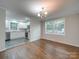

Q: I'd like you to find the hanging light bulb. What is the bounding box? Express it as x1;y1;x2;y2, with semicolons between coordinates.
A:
38;13;40;17
44;11;48;15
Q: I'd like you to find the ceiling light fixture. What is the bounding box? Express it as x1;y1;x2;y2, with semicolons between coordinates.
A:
37;7;48;18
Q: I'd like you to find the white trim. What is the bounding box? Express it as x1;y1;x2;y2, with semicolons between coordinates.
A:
45;38;79;48
45;33;64;36
0;48;6;52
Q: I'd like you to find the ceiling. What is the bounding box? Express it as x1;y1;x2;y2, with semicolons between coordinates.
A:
0;0;79;19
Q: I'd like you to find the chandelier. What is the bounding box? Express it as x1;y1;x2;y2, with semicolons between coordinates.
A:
37;7;48;18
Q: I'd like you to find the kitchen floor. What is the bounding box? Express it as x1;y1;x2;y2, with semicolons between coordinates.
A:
5;38;29;49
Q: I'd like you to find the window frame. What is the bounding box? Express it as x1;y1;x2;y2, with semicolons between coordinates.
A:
10;22;18;31
45;18;65;35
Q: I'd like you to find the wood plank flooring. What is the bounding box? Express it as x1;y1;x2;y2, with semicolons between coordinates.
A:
0;39;79;59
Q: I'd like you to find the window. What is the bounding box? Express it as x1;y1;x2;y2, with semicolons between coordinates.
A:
45;18;64;35
10;22;18;31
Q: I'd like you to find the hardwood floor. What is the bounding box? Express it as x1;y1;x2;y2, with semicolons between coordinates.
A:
0;39;79;59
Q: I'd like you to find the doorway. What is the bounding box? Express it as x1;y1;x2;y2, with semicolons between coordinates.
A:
5;11;30;49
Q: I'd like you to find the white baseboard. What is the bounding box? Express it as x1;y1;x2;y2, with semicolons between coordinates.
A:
44;38;79;48
0;48;6;52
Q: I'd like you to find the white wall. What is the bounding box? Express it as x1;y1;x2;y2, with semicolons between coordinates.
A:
42;14;79;47
30;18;41;42
0;8;5;51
